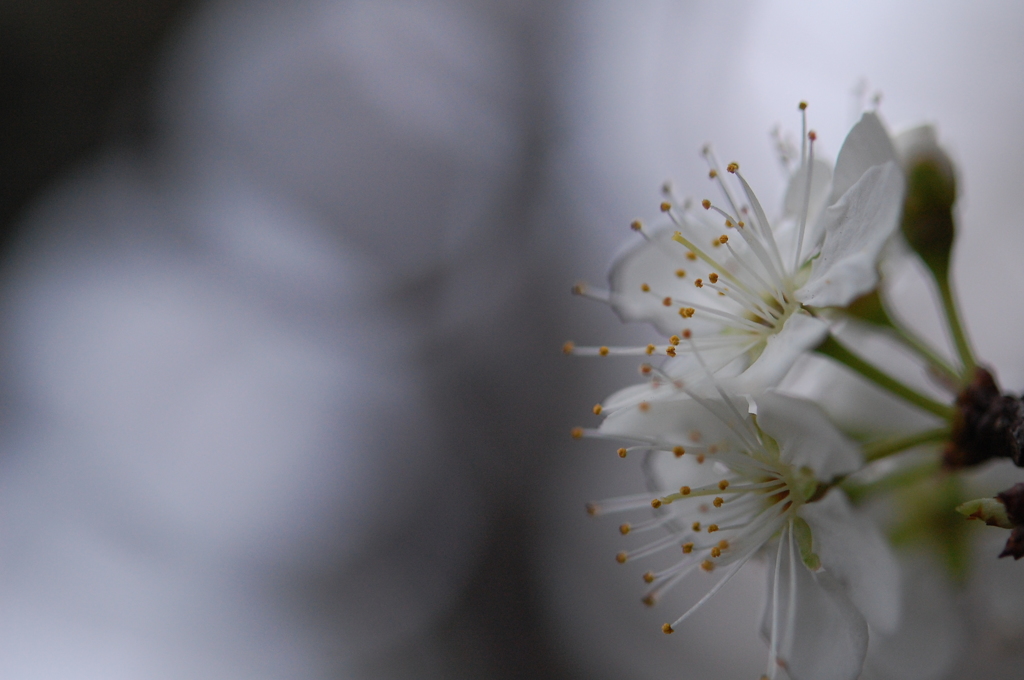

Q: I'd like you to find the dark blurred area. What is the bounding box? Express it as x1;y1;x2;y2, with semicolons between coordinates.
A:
0;3;586;677
0;0;195;247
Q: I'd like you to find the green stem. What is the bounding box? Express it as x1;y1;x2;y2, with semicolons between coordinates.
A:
840;454;942;505
816;335;955;421
937;276;976;376
891;325;962;387
861;427;951;462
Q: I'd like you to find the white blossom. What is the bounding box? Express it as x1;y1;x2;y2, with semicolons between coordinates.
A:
584;391;900;680
569;113;905;394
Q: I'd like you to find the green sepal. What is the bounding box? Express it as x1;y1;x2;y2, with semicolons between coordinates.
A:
845;289;894;328
792;516;821;571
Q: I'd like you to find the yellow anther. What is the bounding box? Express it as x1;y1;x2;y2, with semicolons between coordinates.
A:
680;485;691;495
710;547;722;558
616;551;628;563
662;296;673;307
673;446;685;457
630;219;643;231
713;497;724;507
660;202;672;213
641;283;650;292
718;480;730;490
724;219;733;228
701;199;712;210
708;524;719;533
718;540;729;549
645;344;655;355
679;307;694;319
692;522;701;532
799;101;808;110
682;329;692;339
592;404;603;415
642;595;656;607
585;503;598;516
686;251;697;261
701;560;715;572
599;346;610;356
675;269;686;278
708;273;719;284
669;335;680;345
719;235;729;244
571;283;584;295
643;571;655;583
694;278;703;288
562;341;575;354
662;623;674;634
682;542;694;553
737;221;745;227
651;498;662;509
571;427;584;440
666;346;676;357
639;401;650;412
696;454;705;463
640;364;652;375
726;162;739;173
708;169;718;179
711;238;721;247
617;447;628;458
619;523;631;535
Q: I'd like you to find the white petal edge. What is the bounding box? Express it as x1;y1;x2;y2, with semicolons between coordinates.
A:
752;392;862;479
828;112;899;205
760;524;869;680
800;489;903;633
723;312;829;394
796;162;905;308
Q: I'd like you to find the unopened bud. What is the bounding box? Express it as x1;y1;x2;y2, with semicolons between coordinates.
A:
897;126;957;277
956;497;1014;529
957;483;1024;559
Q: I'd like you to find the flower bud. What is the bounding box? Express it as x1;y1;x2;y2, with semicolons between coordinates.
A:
956;497;1014;529
957;483;1024;559
897;126;957;276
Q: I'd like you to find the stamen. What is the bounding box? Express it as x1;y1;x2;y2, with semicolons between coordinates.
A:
793;130;817;272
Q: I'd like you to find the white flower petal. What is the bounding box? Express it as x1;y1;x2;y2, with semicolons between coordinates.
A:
828;112;899;206
598;392;747;449
800;490;902;633
761;531;869;680
796;162;905;308
861;552;964;680
782;156;831;238
607;227;721;336
752;392;862;479
723;312;828;393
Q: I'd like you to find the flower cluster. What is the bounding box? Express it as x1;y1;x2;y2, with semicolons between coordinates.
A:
566;104;1015;679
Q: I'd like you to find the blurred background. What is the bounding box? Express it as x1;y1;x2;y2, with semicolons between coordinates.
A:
1;1;1023;678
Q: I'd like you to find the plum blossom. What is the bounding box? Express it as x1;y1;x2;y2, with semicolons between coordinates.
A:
584;391;900;680
568;112;905;394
